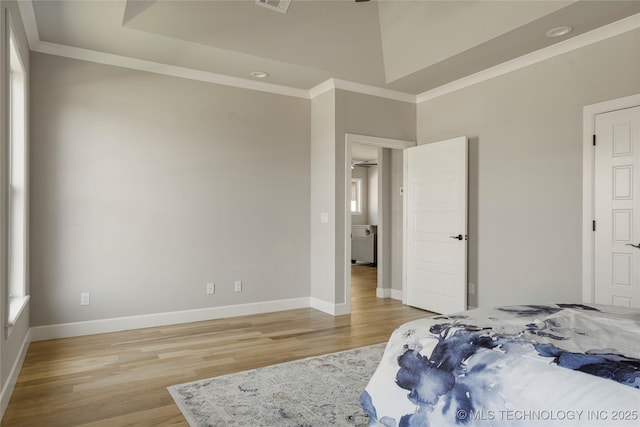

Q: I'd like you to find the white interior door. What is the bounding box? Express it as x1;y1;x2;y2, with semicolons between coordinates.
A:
405;136;467;313
594;106;640;308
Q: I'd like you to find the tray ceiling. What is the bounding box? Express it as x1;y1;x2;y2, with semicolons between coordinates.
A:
29;0;640;95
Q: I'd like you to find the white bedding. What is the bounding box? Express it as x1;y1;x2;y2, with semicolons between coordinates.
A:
361;304;640;426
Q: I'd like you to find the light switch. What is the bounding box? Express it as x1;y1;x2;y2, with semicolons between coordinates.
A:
320;213;329;223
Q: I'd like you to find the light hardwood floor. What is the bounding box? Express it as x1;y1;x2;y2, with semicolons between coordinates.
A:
2;265;432;426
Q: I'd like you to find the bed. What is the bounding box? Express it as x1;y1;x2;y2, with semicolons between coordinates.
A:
360;303;640;426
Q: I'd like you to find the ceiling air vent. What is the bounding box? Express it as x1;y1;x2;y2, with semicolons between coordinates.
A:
255;0;291;14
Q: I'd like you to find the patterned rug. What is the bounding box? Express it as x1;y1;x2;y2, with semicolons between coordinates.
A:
167;343;386;427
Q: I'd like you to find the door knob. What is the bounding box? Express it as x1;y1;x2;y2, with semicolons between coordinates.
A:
626;243;640;249
450;234;464;240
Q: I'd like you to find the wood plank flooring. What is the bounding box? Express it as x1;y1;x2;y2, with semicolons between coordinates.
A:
2;265;433;426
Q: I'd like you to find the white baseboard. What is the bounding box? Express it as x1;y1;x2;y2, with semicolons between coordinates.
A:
30;297;310;341
333;303;350;315
0;329;31;419
376;288;403;300
390;289;403;301
376;288;391;298
310;298;350;316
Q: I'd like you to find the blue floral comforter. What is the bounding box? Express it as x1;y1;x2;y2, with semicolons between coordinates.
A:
361;304;640;426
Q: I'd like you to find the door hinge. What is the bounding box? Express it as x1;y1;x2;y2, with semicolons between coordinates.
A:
593;134;596;146
593;220;596;231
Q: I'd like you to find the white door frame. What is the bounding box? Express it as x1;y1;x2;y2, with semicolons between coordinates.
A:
582;94;640;303
344;134;415;310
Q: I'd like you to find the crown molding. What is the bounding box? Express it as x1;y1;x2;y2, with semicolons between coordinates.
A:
15;0;415;103
15;1;640;105
15;0;39;47
417;12;640;103
17;0;310;99
308;78;336;99
332;78;416;103
31;41;310;99
308;78;416;103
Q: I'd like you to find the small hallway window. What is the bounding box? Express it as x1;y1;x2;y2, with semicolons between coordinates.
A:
351;178;362;213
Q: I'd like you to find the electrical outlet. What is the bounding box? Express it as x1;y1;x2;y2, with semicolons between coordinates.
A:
80;293;90;306
206;283;215;295
234;280;242;292
468;282;476;295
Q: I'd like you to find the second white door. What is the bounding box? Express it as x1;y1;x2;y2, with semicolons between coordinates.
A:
594;105;640;308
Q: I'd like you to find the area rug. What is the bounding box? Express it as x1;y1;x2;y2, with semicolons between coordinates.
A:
167;343;386;426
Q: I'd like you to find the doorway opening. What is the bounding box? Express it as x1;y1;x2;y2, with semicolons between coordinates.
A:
344;134;414;311
350;143;380;306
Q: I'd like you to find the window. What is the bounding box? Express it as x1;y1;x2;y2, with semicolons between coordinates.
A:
7;26;28;326
351;178;362;213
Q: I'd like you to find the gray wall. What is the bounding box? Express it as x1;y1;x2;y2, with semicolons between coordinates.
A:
390;149;404;292
334;89;416;305
30;53;311;326
377;149;391;290
367;164;378;225
417;29;640;308
309;89;415;309
310;90;336;304
0;0;30;414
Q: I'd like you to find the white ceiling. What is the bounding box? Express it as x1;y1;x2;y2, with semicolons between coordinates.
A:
27;1;640;95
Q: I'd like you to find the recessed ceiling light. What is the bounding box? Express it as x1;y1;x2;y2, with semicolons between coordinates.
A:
546;26;573;38
250;71;269;79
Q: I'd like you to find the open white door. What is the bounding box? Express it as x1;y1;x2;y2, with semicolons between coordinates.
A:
405;137;467;313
